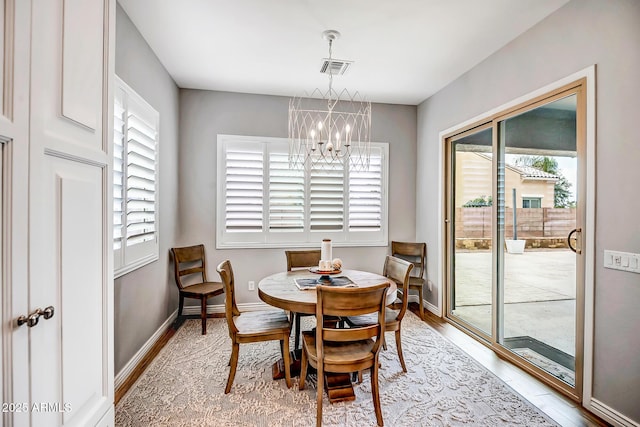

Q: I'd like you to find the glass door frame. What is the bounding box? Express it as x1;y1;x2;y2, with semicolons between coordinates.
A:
444;79;588;402
444;122;495;343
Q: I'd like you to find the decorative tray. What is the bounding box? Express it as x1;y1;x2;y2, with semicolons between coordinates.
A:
309;267;342;275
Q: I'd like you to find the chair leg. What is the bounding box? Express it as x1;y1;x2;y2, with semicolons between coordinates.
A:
371;359;384;426
282;334;292;388
418;286;424;320
178;294;185;318
294;313;301;350
225;342;239;394
299;346;308;390
316;366;324;427
382;331;387;351
395;328;407;373
200;297;207;335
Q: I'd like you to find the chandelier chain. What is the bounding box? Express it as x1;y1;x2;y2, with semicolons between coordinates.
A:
328;38;333;109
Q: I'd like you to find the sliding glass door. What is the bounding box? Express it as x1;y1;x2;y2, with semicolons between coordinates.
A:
497;93;581;390
445;82;585;400
448;125;494;338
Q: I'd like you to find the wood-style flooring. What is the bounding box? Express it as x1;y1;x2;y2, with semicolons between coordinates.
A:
116;308;609;426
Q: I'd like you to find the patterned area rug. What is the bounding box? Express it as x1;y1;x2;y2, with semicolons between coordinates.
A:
116;312;558;426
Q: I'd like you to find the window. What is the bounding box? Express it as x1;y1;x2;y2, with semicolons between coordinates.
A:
113;76;159;277
216;135;388;248
522;197;542;208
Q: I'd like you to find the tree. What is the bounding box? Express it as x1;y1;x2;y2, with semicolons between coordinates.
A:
514;156;574;208
463;195;492;207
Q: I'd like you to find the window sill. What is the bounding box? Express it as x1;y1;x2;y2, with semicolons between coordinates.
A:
215;240;388;250
114;254;159;279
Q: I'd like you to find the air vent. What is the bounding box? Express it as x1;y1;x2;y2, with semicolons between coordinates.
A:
320;58;352;76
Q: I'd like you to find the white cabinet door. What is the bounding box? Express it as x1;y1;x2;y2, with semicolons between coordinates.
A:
1;0;36;426
4;0;115;426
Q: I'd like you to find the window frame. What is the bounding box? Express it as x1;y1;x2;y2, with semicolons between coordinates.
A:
216;134;388;249
114;76;160;278
522;196;542;208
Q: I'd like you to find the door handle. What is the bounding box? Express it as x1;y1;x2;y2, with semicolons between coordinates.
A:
567;228;582;254
16;306;55;328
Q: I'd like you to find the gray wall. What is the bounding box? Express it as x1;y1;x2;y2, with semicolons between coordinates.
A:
114;4;180;374
416;0;640;421
178;90;417;306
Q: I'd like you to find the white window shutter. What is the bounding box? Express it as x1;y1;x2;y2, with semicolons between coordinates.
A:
310;162;344;231
113;88;125;252
349;150;383;231
224;148;264;231
269;152;304;231
126;98;157;246
113;76;159;277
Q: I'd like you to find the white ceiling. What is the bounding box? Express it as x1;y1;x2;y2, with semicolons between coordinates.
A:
118;0;569;106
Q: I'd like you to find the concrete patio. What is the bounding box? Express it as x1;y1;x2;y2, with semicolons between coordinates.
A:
452;249;576;356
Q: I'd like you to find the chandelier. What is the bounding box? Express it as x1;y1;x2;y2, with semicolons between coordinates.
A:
288;30;371;171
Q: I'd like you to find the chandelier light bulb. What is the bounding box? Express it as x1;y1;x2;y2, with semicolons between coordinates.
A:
310;129;317;150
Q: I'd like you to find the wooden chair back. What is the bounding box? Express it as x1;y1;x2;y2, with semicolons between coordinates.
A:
316;282;389;349
391;241;426;279
171;244;208;289
383;255;414;321
216;260;241;335
286;249;321;271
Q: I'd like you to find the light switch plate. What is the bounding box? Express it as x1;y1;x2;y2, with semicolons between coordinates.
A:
604;250;640;274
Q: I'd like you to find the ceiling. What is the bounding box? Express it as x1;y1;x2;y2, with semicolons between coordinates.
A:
118;0;569;106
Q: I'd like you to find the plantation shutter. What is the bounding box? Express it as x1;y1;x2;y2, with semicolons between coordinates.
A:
349;149;383;231
269;151;304;231
113;88;125;251
224;146;264;231
114;76;159;277
310;162;344;231
126;97;157;246
216;135;388;248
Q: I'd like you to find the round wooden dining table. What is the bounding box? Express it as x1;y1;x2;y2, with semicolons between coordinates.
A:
258;268;396;403
258;269;397;314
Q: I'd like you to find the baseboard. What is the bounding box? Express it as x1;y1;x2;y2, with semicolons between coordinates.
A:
588;398;639;427
115;309;178;391
425;300;440;316
404;293;441;317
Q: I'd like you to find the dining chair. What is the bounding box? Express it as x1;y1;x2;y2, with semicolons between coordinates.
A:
346;256;414;372
299;282;390;427
391;241;427;319
216;260;292;393
170;244;224;335
285;249;321;350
